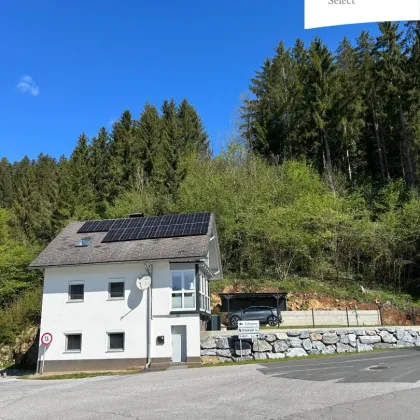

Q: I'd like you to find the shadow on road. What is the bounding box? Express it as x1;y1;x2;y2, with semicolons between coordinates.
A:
257;349;420;384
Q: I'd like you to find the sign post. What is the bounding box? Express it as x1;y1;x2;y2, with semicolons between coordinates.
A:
238;320;260;361
40;332;53;374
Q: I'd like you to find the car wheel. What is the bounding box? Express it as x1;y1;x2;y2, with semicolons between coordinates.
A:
267;315;278;326
230;316;240;328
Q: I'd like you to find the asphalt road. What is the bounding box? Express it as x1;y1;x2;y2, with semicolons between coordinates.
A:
1;349;420;420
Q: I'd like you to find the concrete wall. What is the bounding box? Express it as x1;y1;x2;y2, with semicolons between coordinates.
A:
201;327;420;363
281;309;381;327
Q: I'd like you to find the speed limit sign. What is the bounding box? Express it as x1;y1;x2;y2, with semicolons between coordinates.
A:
41;332;53;346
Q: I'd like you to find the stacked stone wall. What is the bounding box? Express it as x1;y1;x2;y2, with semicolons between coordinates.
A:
201;328;420;363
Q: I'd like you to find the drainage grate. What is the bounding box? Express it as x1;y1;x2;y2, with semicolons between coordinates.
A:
369;365;390;371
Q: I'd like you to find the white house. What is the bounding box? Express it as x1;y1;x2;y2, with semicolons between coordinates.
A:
29;212;222;372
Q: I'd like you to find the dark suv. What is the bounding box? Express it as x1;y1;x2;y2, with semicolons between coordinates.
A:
229;306;282;328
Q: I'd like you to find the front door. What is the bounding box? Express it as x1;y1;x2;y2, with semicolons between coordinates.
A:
171;326;186;363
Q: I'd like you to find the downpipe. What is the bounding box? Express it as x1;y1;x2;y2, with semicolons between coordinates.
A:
145;263;153;369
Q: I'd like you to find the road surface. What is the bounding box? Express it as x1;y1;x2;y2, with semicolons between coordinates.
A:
1;349;420;420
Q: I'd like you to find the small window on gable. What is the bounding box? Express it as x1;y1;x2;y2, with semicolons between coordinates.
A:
76;237;91;247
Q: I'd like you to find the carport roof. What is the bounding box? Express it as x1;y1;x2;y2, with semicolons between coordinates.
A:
219;292;288;298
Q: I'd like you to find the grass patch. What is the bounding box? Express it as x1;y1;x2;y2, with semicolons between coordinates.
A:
0;363;13;370
194;347;412;368
19;370;141;380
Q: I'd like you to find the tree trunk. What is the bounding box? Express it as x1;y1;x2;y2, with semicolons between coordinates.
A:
399;100;417;187
346;148;352;181
370;96;386;185
323;130;335;194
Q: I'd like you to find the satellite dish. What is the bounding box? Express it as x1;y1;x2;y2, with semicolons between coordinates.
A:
136;276;151;291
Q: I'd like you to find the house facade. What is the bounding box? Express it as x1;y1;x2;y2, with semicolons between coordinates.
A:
29;212;222;372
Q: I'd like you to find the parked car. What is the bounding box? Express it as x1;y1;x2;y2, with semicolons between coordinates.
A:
229;306;282;327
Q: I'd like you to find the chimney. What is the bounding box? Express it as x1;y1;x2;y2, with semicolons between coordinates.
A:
128;213;145;218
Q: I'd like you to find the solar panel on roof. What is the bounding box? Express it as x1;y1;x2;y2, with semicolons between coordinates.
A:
77;221;94;233
79;212;212;243
103;229;119;242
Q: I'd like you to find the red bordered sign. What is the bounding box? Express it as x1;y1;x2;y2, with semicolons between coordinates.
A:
41;332;53;346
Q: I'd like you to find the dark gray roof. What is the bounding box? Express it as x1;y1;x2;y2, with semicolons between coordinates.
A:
29;216;213;269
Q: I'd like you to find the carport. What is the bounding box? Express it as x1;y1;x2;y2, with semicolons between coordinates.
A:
219;292;288;328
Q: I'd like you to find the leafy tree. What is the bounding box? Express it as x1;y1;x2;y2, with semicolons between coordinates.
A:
0;209;42;307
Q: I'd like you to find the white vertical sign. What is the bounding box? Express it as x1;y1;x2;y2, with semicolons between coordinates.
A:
305;0;420;30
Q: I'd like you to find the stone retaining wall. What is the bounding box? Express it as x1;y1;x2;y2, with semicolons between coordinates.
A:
200;327;420;364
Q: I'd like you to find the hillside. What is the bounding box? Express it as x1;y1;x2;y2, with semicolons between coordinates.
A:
210;277;420;326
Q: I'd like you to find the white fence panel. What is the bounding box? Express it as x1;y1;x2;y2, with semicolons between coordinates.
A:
281;309;381;327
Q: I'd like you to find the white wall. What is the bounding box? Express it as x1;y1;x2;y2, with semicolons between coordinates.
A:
41;262;150;362
40;260;202;363
152;314;201;359
151;262;201;359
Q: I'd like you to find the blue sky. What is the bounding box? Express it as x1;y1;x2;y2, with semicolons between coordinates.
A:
1;0;380;162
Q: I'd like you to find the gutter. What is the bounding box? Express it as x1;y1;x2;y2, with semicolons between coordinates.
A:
28;256;207;270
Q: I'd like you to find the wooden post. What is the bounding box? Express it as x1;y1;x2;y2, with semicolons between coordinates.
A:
312;308;315;328
378;304;383;326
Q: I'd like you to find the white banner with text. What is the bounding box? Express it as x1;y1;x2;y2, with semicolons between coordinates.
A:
305;0;420;29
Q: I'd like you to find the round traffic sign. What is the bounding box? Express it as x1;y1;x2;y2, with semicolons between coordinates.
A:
41;332;53;346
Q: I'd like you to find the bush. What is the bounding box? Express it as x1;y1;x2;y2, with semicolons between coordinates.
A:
0;287;42;346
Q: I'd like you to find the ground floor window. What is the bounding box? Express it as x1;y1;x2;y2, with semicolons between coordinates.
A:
65;334;82;352
108;332;125;351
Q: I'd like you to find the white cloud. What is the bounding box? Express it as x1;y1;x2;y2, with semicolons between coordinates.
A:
16;75;40;97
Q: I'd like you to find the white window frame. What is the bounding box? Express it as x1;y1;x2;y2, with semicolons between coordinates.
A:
199;273;210;313
171;270;196;311
64;332;82;353
75;237;92;247
68;281;84;302
108;279;125;300
107;331;125;352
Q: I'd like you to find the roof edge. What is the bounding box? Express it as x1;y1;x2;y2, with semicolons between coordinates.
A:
29;255;209;270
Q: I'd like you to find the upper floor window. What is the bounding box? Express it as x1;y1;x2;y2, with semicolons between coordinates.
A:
68;282;84;301
108;281;125;299
199;274;210;313
171;271;195;310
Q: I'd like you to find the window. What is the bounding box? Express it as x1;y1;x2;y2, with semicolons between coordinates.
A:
108;332;125;351
199;273;210;312
171;271;196;310
75;237;91;247
65;334;82;352
109;281;124;299
68;283;84;301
